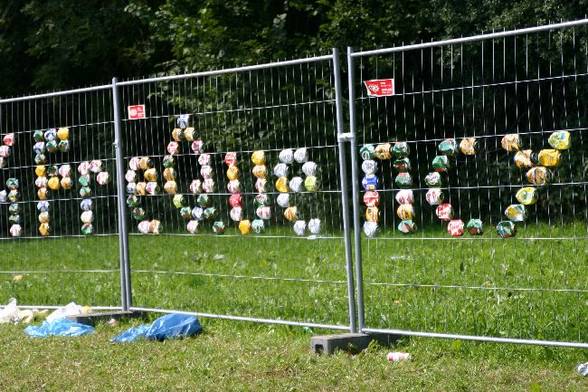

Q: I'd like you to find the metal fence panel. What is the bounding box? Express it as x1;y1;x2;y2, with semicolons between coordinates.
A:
116;52;356;330
0;86;124;309
348;20;588;347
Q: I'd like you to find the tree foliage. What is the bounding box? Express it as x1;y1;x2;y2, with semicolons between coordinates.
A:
2;1;588;96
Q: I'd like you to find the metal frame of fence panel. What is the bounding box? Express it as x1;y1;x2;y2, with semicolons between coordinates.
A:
115;50;357;331
348;19;588;348
0;83;126;311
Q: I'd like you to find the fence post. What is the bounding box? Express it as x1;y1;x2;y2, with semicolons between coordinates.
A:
346;47;365;331
332;48;357;333
111;77;132;310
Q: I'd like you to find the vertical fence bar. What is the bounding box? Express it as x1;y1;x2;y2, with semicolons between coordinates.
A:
112;77;132;310
347;47;366;330
332;48;357;333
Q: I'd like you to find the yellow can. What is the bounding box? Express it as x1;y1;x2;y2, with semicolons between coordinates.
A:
459;137;477;155
37;187;49;200
275;177;289;193
365;207;379;222
60;177;73;190
135;182;147;196
47;177;60;191
184;127;195;142
538;149;561;167
163;167;176;181
283;207;298;222
397;204;415;220
251;150;266;165
164;180;177;195
238;220;252;235
35;165;46;177
501;134;520;152
226;165;240;180
38;222;50;236
548;130;571;150
57;127;69;140
171;128;182;142
252;165;267;179
144;168;158;182
374;143;392;160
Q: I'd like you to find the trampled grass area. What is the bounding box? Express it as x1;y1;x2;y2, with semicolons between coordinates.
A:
0;224;586;389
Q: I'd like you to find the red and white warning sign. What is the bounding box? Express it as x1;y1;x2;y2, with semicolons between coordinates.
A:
363;79;395;97
128;105;146;120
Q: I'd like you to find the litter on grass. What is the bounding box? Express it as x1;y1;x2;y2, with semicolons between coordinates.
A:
46;302;92;322
578;362;588;376
112;313;202;343
24;319;95;338
0;298;48;324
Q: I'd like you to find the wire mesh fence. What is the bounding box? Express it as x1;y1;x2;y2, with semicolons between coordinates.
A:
116;54;356;330
0;19;586;346
0;86;123;308
348;20;588;346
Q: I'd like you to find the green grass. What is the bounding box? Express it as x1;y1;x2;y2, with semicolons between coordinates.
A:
0;319;587;391
0;224;586;389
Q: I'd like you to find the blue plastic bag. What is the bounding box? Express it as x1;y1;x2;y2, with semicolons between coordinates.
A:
112;313;202;343
24;319;95;338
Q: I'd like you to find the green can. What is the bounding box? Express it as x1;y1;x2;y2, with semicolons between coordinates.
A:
33;130;44;142
81;223;94;235
172;194;186;209
78;175;91;187
466;218;483;235
438;138;458;156
392;142;410;158
8;203;19;214
6;178;19;190
251;219;265;234
203;207;217;220
393;157;411;172
432;155;450;172
359;144;375;160
126;195;140;208
197;194;210;208
8;214;20;224
46;140;58;153
132;207;146;220
162;155;175;168
394;172;413;189
79;187;92;198
58;140;70;153
496;221;516;238
213;220;226;234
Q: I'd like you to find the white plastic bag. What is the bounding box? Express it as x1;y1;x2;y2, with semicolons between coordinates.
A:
46;302;90;323
0;298;19;324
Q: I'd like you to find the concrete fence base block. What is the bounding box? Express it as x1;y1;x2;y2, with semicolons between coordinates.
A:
311;332;402;355
67;310;146;326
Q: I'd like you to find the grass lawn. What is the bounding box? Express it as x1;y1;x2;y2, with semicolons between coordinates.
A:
0;223;586;390
0;319;586;391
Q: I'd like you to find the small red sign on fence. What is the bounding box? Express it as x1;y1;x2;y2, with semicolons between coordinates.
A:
128;105;146;120
363;79;395;97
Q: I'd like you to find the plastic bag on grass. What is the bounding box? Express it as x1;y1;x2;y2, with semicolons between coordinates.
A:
46;302;91;322
111;324;150;343
112;314;202;343
24;319;95;338
0;298;43;324
0;298;19;323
